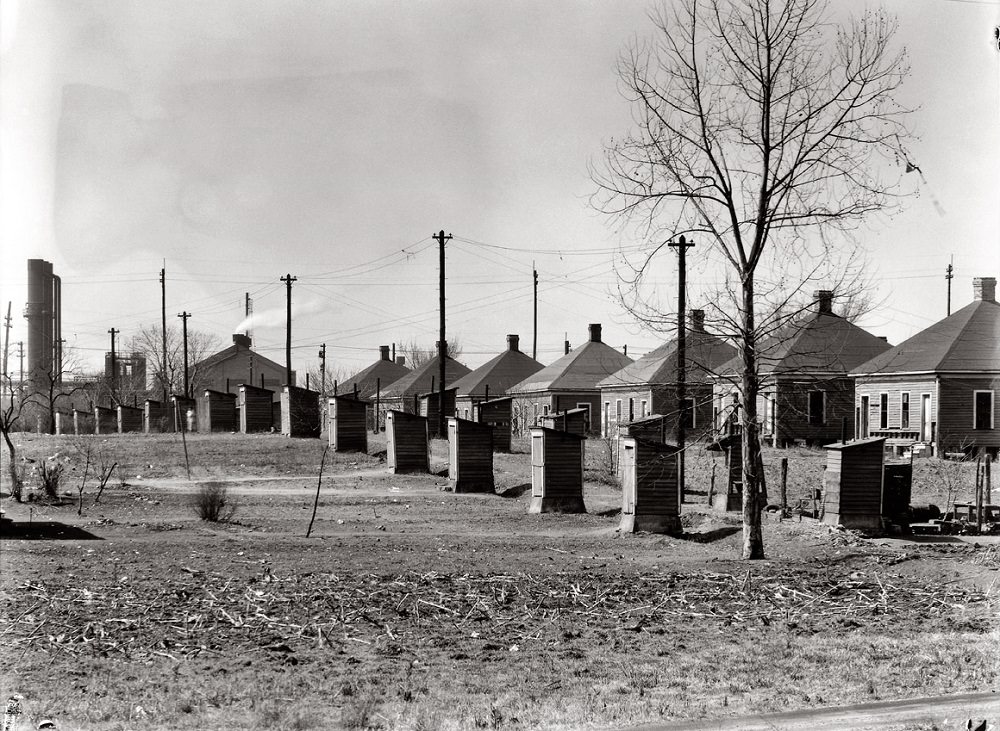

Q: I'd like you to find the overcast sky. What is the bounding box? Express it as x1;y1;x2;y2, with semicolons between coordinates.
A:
2;0;998;377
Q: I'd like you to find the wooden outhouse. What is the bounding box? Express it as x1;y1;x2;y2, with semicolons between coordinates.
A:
239;384;274;433
144;400;171;433
281;385;320;438
541;408;588;436
615;414;668;477
822;437;885;532
474;397;513;452
447;417;495;493
199;389;237;433
418;387;457;437
171;395;197;432
386;410;430;474
528;426;586;513
94;406;117;434
882;461;913;526
619;437;681;534
73;408;94;435
117;405;143;433
54;411;73;435
329;396;369;453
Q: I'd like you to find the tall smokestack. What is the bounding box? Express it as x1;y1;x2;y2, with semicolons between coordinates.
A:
24;259;58;384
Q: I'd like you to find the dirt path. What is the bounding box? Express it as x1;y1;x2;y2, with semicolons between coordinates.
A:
630;691;1000;730
128;468;398;495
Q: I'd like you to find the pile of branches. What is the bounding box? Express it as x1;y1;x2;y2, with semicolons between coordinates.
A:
3;567;995;662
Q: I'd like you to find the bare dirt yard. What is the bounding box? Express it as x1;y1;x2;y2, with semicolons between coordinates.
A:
1;432;998;730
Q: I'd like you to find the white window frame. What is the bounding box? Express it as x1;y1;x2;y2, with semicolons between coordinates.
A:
973;390;994;430
603;401;610;437
681;397;696;429
640;399;648;419
615;399;622;424
900;392;910;429
879;392;889;430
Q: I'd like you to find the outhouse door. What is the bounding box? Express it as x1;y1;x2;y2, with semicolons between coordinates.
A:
530;432;545;498
621;442;637;515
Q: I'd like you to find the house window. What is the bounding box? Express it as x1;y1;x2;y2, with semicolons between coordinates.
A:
879;393;888;429
603;401;610;436
901;392;910;429
859;395;870;438
576;402;592;432
808;391;825;426
615;399;622;424
681;398;695;429
640;400;648;418
974;391;994;430
628;398;634;422
543;404;550;416
533;403;538;425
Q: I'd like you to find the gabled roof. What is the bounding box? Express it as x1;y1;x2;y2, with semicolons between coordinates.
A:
451;345;544;398
598;330;737;389
852;299;1000;375
717;310;891;377
380;355;471;399
341;357;411;397
509;340;633;393
196;340;284;373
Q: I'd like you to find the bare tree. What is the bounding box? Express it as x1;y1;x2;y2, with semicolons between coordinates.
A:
396;338;463;370
127;324;221;399
593;0;912;558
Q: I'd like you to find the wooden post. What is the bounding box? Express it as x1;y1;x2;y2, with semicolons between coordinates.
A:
780;457;788;516
986;454;992;504
707;462;716;505
975;454;983;533
375;377;381;433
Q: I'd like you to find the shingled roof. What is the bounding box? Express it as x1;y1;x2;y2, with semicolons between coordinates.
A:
852;277;1000;375
509;324;633;394
340;346;410;397
598;310;737;388
451;335;544;398
717;291;892;377
196;334;286;375
380;350;471;400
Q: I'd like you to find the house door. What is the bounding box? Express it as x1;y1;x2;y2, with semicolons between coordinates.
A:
621;443;637;515
530;432;545;497
920;394;932;441
860;396;869;438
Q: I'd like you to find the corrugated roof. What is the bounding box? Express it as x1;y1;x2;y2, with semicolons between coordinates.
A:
717;310;892;377
509;340;633;393
451;348;544;398
852;299;1000;374
597;330;737;388
341;358;411;397
380;355;471;399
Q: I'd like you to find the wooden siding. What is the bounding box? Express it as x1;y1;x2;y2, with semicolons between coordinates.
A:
386;410;430;473
600;384;715;440
144;400;171;433
936;375;1000;453
473;398;513;452
773;376;856;445
822;438;884;531
541;408;588;436
117;405;143;433
882;462;912;521
854;375;936;441
619;437;681;534
73;409;94;435
528;427;585;513
330;397;368;453
199;390;237;433
239;385;274;433
281;386;320;438
447;418;495;492
94;406;117;435
418;389;456;437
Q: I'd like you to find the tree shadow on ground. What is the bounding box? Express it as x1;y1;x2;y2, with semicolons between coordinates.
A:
1;521;104;540
497;483;531;499
676;526;741;543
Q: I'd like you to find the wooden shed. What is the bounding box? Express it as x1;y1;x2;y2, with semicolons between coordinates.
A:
238;384;274;433
386;410;430;474
619;437;682;534
171;395;197;432
281;385;320;438
418;387;457;437
144;400;171;433
73;408;94;435
447;417;495;493
117;405;143;433
329;396;369;453
541;407;589;436
822;437;885;531
614;414;668;477
473;397;513;452
94;406;117;434
199;389;238;433
882;461;913;526
529;426;586;513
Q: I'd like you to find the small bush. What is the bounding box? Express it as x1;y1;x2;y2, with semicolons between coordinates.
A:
193;482;236;522
39;459;64;500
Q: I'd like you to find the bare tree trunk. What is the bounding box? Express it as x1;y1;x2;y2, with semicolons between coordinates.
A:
3;428;22;501
740;278;764;559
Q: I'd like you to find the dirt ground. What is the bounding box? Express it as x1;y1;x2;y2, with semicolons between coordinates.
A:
1;432;998;731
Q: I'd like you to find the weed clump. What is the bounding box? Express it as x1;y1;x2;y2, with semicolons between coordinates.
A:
193;481;236;522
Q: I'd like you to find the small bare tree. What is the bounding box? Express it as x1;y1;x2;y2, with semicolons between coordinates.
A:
593;0;913;558
127;324;221;399
395;338;463;369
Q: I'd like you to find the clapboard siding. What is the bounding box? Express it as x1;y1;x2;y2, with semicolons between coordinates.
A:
528;427;585;513
822;438;884;531
118;405;143;433
541;408;588;436
330;397;368;452
199;390;237;433
773;376;856;445
418;389;456;436
937;375;1000;451
239;385;274;433
854;375;936;437
473;398;513;452
600;384;715;440
144;400;171;433
282;386;320;438
386;411;430;473
447;418;494;492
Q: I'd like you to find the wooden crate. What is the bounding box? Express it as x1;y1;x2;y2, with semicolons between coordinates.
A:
529;426;586;513
386;410;430;473
281;385;320;438
447;417;494;493
117;405;143;433
330;396;369;453
619;437;681;534
239;384;274;433
822;437;885;531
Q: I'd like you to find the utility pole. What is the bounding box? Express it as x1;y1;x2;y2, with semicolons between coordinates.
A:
668;234;694;505
108;327;120;403
177;312;190;397
281;274;297;386
318;343;327;395
17;341;24;394
434;230;452;438
532;263;538;360
160;264;167;401
2;302;11;383
945;257;954;317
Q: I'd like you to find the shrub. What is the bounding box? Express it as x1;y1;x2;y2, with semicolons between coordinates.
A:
39;458;64;500
193;481;236;522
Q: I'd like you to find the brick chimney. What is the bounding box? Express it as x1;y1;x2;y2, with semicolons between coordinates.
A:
396;356;406;366
379;345;390;361
589;323;602;343
437;340;446;357
507;334;520;352
689;309;705;333
814;290;834;314
233;334;251;348
973;277;997;303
